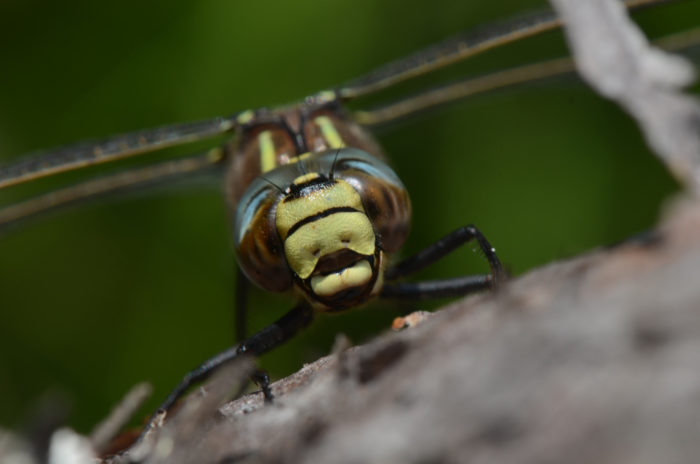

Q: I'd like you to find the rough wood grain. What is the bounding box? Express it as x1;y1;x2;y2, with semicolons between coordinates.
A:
99;197;700;464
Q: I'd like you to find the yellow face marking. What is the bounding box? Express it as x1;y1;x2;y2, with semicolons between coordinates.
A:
283;212;375;279
237;110;255;125
316;90;337;103
310;260;373;297
314;115;346;149
285;151;312;165
258;130;277;173
206;147;224;162
276;179;365;240
292;172;321;185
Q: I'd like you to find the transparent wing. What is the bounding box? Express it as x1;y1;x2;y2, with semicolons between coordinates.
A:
0;115;236;189
352;8;700;126
337;0;673;100
353;57;575;126
0;149;224;232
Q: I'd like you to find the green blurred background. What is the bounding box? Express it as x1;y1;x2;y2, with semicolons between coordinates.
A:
0;0;698;433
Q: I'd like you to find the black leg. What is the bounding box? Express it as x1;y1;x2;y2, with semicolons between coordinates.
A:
236;271;277;403
252;370;273;404
235;269;250;343
140;302;314;437
236;302;314;356
381;275;492;300
385;224;505;286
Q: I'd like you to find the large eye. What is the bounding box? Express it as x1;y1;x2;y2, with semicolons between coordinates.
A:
233;179;292;293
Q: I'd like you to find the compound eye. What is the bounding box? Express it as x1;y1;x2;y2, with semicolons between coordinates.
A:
233;180;292;293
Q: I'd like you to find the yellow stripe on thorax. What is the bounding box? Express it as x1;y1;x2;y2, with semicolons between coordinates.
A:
314;116;346;149
286;152;312;166
236;110;255;125
258;130;277;173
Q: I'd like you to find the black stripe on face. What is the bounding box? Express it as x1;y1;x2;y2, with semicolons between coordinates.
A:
286;177;333;200
285;206;359;239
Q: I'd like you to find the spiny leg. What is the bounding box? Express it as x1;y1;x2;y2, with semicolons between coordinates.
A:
251;370;273;404
141;302;314;436
234;270;275;403
381;275;493;300
385;224;505;284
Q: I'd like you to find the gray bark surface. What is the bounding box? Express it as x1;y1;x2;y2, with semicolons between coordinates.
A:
109;198;700;464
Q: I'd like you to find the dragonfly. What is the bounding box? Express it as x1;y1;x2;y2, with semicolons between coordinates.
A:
3;0;696;432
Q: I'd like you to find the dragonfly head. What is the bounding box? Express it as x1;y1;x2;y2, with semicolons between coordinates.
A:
234;148;411;311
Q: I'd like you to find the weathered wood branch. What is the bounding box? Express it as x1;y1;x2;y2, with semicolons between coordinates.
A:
99;196;700;464
551;0;700;191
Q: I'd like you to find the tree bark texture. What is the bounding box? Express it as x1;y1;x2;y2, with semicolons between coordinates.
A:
106;197;700;464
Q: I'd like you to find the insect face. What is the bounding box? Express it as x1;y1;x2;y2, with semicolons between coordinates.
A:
234;148;411;310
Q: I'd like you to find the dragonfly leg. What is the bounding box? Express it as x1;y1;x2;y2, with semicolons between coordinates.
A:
381;275;492;300
252;370;273;404
236;273;273;402
384;224;505;284
141;302;313;437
